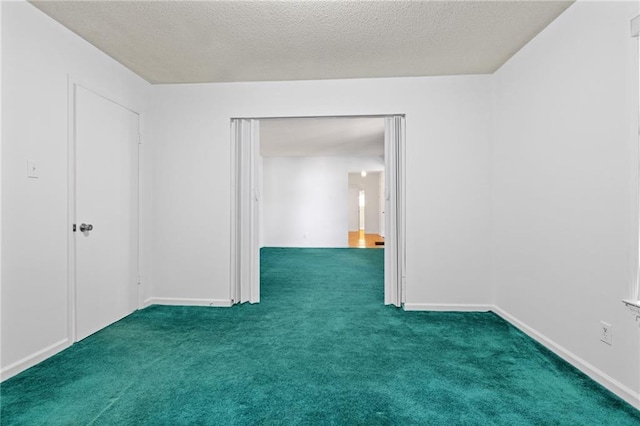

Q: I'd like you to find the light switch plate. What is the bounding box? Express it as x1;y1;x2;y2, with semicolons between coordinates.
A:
27;160;39;178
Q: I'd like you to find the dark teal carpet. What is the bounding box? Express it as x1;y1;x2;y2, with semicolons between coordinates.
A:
2;248;639;425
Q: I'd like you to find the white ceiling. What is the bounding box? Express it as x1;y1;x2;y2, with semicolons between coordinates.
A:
260;117;384;157
30;0;574;84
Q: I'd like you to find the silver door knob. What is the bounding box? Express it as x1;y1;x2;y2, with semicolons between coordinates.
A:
79;223;93;232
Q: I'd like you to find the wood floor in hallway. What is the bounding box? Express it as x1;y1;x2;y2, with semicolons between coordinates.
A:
348;230;384;248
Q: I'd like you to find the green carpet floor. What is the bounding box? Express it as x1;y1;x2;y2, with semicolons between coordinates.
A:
2;248;639;425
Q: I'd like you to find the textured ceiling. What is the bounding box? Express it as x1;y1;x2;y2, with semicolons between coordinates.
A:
30;0;574;84
260;117;384;157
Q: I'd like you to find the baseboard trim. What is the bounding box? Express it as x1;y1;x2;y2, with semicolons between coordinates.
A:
143;297;233;308
492;305;640;410
1;338;70;382
403;303;492;312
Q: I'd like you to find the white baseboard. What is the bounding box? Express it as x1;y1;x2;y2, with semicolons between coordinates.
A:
0;298;232;383
1;338;70;382
143;297;233;308
403;303;492;312
492;305;640;410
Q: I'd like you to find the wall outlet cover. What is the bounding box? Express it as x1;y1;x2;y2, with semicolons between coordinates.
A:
600;321;612;345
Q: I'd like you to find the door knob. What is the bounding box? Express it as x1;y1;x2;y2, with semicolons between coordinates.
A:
79;223;93;232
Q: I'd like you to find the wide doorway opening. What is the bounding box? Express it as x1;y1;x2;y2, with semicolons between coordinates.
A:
231;115;405;306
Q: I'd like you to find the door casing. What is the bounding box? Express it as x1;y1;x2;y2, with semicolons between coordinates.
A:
230;114;406;307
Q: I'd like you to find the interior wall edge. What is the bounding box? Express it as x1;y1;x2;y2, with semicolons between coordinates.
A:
0;338;70;382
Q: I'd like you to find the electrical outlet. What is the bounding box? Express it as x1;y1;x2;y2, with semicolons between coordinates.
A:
600;321;612;345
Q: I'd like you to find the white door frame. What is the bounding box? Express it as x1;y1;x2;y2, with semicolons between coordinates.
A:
383;115;406;307
66;77;142;343
230;114;406;307
230;119;261;304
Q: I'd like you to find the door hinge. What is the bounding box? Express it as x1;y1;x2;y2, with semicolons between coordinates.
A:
73;224;76;232
138;133;142;145
137;274;142;285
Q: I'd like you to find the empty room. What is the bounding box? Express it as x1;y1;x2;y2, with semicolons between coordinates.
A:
2;0;640;424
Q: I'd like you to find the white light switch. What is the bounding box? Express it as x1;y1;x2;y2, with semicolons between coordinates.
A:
27;160;39;178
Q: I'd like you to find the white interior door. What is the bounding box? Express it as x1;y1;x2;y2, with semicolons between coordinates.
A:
233;115;403;307
231;118;260;304
74;85;139;341
384;115;405;307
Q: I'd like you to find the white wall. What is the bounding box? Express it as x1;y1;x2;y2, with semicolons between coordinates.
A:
492;0;640;404
364;172;380;235
148;75;493;307
1;1;151;379
263;157;382;247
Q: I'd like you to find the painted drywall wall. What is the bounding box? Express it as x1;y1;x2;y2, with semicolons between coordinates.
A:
262;157;382;247
148;75;493;306
1;1;151;379
364;172;380;235
493;0;640;403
